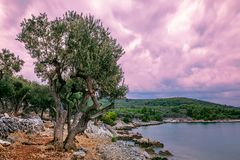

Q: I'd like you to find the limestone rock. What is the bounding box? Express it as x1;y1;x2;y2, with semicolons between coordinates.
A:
159;150;173;156
143;151;150;159
117;130;142;140
84;121;114;139
0;114;44;139
4;113;9;118
72;148;87;160
113;120;135;130
133;138;164;148
0;139;11;147
98;141;147;160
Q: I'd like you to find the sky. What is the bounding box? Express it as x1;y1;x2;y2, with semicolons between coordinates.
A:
0;0;240;106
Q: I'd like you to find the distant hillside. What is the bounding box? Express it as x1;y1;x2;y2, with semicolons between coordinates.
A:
115;97;236;108
111;97;240;122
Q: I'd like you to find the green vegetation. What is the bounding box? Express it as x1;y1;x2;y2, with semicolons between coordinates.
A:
114;106;162;123
111;98;240;122
0;49;54;115
111;136;118;142
16;11;127;150
0;75;54;116
101;111;117;125
0;10;127;150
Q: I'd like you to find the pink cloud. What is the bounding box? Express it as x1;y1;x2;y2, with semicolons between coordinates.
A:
0;0;240;105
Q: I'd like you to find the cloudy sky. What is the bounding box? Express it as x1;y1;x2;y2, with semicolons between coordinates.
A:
1;0;240;106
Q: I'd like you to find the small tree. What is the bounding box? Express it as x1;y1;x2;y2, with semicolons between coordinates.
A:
0;49;24;113
0;76;14;113
0;49;24;79
28;83;54;118
17;11;128;150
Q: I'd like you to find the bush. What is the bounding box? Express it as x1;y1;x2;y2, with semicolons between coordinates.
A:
101;111;117;125
123;116;131;123
142;114;150;122
111;136;117;142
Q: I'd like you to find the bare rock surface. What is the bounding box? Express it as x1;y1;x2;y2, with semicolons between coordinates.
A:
84;121;116;139
133;137;164;148
0;139;11;146
0;113;44;138
72;147;87;160
113;120;135;130
98;141;148;160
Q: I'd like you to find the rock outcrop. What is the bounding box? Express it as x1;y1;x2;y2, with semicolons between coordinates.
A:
84;121;116;139
0;139;11;147
113;120;163;130
117;130;143;140
159;150;173;156
113;120;135;130
98;141;148;160
133;137;164;148
0;113;44;139
72;147;88;160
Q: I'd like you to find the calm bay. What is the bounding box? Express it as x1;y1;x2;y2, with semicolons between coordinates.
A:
133;122;240;160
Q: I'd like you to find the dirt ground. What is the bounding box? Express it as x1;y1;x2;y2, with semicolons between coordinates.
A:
0;127;110;160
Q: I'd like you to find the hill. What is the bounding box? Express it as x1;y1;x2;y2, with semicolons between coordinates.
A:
115;97;236;108
110;97;240;122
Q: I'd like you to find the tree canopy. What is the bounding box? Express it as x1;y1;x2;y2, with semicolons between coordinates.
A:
0;49;24;79
17;11;128;150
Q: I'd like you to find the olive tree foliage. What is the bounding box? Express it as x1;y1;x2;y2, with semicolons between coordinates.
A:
0;48;53;115
17;11;128;150
0;49;24;79
0;49;25;113
18;13;73;148
0;76;31;114
28;83;54;118
0;76;14;112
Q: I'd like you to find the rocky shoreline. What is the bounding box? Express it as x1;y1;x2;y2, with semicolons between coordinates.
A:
112;120;172;159
110;118;240;160
113;119;163;130
1;114;240;160
0;114;167;160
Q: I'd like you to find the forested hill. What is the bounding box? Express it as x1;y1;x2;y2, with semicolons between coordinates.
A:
110;97;240;122
115;97;237;108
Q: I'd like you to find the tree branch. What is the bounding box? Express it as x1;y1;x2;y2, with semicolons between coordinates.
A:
86;76;100;108
90;102;114;119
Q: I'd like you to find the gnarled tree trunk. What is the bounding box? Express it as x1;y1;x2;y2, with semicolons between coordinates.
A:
64;112;90;150
52;92;67;150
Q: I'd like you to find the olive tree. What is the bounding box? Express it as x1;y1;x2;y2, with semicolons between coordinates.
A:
0;76;14;113
17;11;127;150
28;83;54;118
0;76;32;114
0;49;24;79
0;49;24;113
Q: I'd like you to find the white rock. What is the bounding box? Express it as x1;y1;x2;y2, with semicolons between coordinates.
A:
143;151;150;159
0;139;11;146
84;121;113;138
4;113;9;118
73;149;86;159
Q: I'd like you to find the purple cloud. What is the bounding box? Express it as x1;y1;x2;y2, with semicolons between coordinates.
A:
0;0;240;106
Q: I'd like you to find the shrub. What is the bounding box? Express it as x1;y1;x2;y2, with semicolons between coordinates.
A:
111;136;117;142
123;116;131;123
101;111;117;125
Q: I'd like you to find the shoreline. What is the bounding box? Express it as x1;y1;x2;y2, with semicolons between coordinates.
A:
114;118;240;131
163;118;240;123
120;118;240;159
